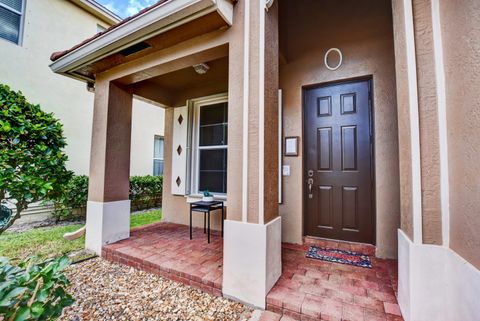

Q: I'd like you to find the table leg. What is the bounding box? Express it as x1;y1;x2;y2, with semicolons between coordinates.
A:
204;212;206;234
208;210;211;243
221;204;224;238
189;205;192;240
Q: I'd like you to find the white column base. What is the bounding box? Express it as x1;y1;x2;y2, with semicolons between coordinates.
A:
85;200;131;255
398;229;480;321
222;216;282;308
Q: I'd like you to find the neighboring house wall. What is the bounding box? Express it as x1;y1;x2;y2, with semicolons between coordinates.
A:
278;0;400;258
0;0;164;176
130;99;165;176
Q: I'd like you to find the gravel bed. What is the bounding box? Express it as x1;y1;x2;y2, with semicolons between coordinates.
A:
60;258;253;321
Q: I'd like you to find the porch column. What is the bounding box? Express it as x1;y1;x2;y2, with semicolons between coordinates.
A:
85;80;133;254
223;0;281;308
393;0;452;320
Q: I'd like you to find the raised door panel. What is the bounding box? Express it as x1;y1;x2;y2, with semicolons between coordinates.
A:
317;128;332;171
318;186;333;228
341;125;358;171
342;186;359;231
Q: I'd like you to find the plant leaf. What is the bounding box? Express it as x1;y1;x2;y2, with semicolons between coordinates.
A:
13;306;30;321
0;287;27;306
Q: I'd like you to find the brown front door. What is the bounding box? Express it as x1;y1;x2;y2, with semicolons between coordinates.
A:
304;79;374;244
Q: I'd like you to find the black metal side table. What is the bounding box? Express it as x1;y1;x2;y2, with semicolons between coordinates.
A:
189;200;224;243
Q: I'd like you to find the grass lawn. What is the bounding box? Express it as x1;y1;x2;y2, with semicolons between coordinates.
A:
0;209;162;260
130;209;162;228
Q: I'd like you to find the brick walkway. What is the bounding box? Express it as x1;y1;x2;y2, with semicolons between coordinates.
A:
102;222;403;321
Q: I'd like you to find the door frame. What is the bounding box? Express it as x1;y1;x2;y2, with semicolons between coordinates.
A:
301;76;377;245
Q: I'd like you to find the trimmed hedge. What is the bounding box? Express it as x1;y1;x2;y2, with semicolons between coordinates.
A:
51;175;162;221
130;176;163;211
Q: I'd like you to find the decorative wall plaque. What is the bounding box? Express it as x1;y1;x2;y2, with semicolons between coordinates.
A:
324;48;343;71
285;136;299;156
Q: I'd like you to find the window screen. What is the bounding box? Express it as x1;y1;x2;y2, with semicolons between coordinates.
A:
0;0;23;44
0;0;22;12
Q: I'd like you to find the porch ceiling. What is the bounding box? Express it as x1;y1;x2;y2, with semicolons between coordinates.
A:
147;56;228;91
132;56;228;107
49;0;234;83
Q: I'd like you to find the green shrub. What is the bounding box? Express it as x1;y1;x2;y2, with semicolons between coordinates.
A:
0;256;74;320
0;84;72;233
129;176;163;211
50;176;88;221
51;175;163;221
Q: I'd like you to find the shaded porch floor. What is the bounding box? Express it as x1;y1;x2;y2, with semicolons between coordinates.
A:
102;222;403;321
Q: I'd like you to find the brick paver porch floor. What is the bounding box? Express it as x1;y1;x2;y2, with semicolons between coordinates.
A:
102;222;403;321
102;222;224;297
267;238;403;321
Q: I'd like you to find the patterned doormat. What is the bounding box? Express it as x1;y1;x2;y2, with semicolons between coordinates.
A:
306;246;372;268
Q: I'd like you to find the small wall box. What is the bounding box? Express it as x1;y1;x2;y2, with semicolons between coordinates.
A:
285;136;299;156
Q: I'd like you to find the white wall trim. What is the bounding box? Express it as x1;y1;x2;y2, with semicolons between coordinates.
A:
398;230;480;321
431;0;450;247
403;0;423;244
85;200;130;254
69;0;122;25
278;89;283;204
258;0;266;225
242;0;250;223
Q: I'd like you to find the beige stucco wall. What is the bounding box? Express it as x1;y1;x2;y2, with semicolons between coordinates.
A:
440;0;480;269
0;0;164;176
279;0;400;258
411;0;443;245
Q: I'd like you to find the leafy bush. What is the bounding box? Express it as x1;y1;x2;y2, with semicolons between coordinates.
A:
51;175;163;221
0;84;72;233
50;176;88;222
0;256;74;320
129;176;163;211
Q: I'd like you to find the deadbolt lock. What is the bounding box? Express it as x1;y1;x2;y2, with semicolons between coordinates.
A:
308;170;314;177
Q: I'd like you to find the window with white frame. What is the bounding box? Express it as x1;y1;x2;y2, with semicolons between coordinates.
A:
153;136;164;176
0;0;25;44
192;97;228;195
